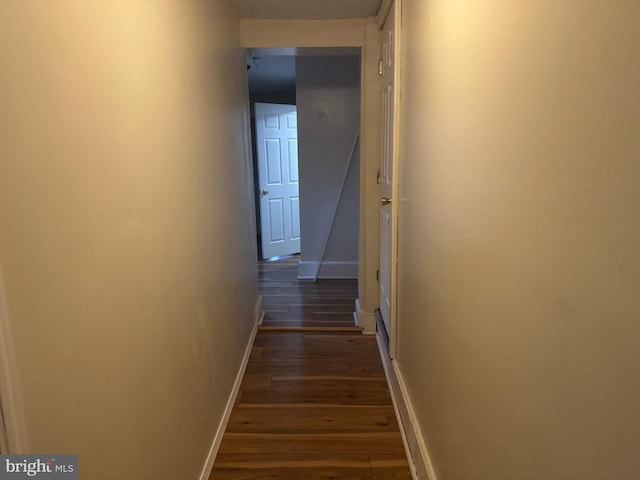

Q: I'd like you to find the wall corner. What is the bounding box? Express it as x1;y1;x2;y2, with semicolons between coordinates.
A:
355;298;377;334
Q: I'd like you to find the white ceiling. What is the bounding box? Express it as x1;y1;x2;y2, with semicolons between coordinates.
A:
228;0;383;19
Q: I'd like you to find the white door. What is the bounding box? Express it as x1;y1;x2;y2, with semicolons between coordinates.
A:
380;2;399;353
255;103;301;259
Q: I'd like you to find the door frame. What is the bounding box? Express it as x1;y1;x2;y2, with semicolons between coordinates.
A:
0;266;28;453
240;16;390;334
379;0;402;358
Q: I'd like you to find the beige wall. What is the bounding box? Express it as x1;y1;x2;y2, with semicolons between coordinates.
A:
241;18;366;48
397;1;640;479
0;1;258;479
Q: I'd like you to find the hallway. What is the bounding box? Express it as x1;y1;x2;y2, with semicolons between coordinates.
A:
211;258;412;479
2;1;639;479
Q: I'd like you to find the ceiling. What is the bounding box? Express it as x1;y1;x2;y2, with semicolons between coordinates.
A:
228;0;383;19
237;0;375;95
247;55;296;95
247;48;361;96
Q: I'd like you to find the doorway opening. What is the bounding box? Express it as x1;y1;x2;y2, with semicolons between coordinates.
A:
246;48;361;284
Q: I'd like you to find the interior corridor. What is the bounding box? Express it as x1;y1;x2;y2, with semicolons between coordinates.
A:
2;1;639;479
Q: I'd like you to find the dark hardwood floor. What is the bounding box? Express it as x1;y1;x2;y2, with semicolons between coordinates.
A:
258;255;361;330
210;256;412;479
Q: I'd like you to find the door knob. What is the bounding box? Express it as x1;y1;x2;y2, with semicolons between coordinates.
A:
381;197;392;205
261;189;269;196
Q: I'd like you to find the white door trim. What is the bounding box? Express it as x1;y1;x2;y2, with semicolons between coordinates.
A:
0;401;7;454
380;0;402;358
0;265;29;453
391;0;403;358
376;0;394;29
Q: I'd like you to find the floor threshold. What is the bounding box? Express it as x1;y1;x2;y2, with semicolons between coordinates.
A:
258;325;364;333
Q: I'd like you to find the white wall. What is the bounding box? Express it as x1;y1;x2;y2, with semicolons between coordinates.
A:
396;1;640;479
324;143;360;263
0;1;257;478
295;55;361;278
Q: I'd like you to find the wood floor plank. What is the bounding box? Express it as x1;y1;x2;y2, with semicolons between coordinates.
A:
261;317;355;328
214;454;371;468
249;347;263;360
240;375;390;394
286;305;356;313
370;455;413;480
270;375;386;382
260;343;382;360
218;432;406;455
244;358;385;377
262;304;289;312
211;454;372;480
258;326;363;333
262;310;356;322
266;377;390;392
302;334;378;346
238;373;272;390
260;286;358;296
385;407;401;431
312;312;358;322
252;332;306;346
225;406;392;433
238;385;392;406
263;296;357;305
236;403;389;409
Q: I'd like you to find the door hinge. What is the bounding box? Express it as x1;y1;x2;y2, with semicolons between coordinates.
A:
376;270;380;282
376;170;381;184
378;58;383;76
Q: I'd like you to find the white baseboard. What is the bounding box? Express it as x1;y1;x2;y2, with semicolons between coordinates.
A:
254;294;264;325
0;266;29;453
297;261;358;280
319;261;358;279
376;332;437;480
296;261;318;280
355;299;376;334
198;319;258;480
392;360;437;480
